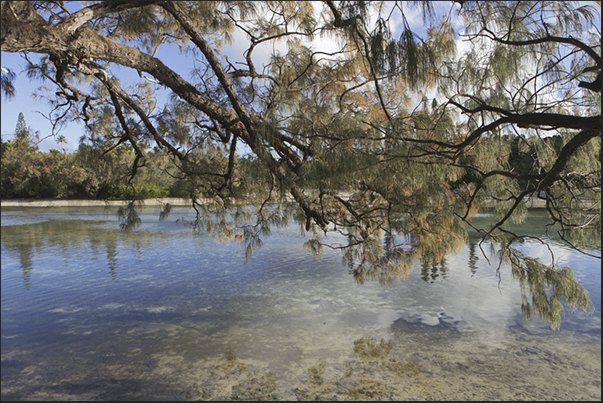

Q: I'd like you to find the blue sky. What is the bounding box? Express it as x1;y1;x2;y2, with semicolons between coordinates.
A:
1;44;195;153
1;51;79;152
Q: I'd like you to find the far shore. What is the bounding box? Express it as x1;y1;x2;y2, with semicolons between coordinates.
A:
0;197;193;208
1;196;553;209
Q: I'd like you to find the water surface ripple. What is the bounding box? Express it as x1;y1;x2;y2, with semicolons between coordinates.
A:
1;206;600;400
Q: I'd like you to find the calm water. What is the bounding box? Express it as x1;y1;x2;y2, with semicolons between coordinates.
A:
1;205;600;400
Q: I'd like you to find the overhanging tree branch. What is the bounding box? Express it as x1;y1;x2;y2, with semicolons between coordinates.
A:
55;1;160;34
480;26;601;68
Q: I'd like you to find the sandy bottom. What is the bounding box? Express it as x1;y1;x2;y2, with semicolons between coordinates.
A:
172;329;601;401
2;321;600;401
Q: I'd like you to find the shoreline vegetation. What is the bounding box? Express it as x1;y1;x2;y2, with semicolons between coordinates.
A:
0;197;193;208
0;196;553;209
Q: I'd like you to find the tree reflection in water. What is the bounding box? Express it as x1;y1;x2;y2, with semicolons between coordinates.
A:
0;205;599;329
1;217;157;284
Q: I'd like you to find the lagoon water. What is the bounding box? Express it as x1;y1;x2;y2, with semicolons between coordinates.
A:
1;205;600;400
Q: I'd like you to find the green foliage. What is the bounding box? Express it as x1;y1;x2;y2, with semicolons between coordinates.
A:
117;201;142;232
1;67;16;99
505;248;595;330
100;182;170;200
1;135;71;198
15;112;29;141
2;134;262;200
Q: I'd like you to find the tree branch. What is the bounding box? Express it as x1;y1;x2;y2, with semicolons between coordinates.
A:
55;1;159;34
159;1;257;148
480;27;601;67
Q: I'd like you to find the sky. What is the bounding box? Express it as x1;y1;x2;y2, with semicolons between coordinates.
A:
1;44;197;153
0;1;456;153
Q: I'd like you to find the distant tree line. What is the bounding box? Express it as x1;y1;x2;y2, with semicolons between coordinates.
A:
1;113;267;200
3;110;590;203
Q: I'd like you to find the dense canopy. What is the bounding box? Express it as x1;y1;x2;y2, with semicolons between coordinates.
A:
1;1;600;328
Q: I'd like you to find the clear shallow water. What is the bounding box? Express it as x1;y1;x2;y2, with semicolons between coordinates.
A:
1;206;600;400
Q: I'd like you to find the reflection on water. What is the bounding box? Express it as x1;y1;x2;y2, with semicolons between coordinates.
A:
1;206;600;400
420;259;449;283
